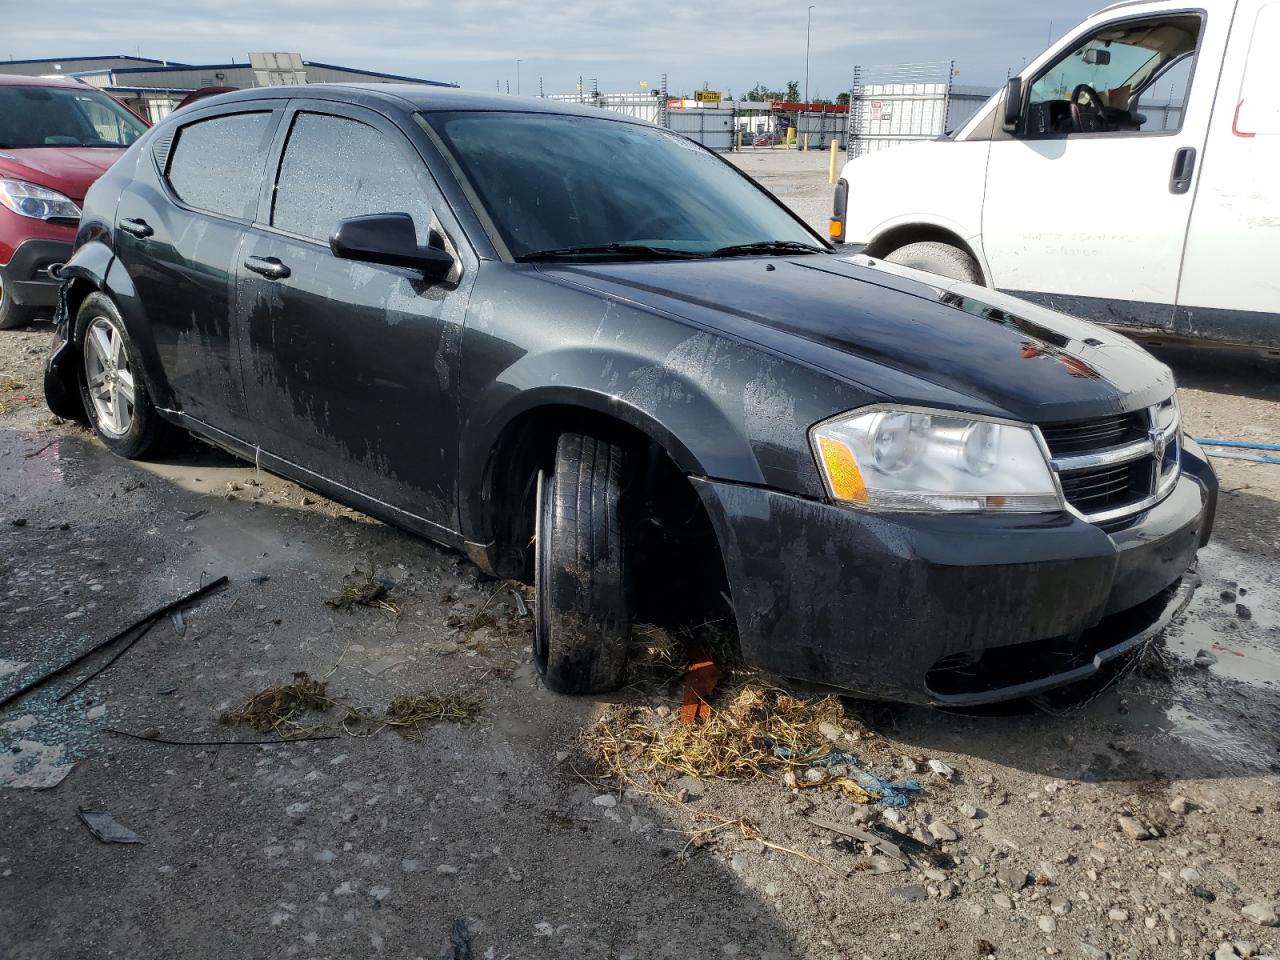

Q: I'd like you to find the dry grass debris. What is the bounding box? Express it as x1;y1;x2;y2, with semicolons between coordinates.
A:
326;566;401;617
587;682;852;782
223;671;482;741
221;671;337;737
384;691;483;735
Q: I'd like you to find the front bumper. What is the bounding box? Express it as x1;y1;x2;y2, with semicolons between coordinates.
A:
694;439;1217;706
0;238;74;308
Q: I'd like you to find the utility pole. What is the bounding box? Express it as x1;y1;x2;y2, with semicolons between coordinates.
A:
516;59;522;95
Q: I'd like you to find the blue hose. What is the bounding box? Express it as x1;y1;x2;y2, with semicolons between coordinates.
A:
1195;438;1280;452
1201;450;1280;465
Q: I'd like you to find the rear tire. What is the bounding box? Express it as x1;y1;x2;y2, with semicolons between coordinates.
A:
75;292;179;459
534;432;633;694
883;241;983;284
0;278;37;330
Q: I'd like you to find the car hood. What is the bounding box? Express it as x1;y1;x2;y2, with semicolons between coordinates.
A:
538;254;1174;424
0;147;124;203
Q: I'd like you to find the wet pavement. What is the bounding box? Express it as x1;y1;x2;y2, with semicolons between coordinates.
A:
2;323;1279;958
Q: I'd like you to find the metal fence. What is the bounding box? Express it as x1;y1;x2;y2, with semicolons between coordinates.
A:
848;62;955;158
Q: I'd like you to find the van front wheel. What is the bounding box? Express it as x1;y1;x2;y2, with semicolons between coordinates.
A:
883;241;982;284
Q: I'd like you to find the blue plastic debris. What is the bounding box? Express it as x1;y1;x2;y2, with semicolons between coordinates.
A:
773;744;922;807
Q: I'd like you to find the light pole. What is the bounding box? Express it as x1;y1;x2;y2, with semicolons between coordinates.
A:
804;4;815;106
804;4;815;150
516;59;522;95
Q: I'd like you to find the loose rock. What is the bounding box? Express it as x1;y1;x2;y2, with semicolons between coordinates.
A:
1241;902;1279;927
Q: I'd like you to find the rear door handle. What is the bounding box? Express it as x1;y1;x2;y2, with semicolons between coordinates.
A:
243;256;291;280
119;217;153;239
1169;147;1196;194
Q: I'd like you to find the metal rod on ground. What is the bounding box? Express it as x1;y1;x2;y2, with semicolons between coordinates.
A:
56;616;160;703
0;576;229;712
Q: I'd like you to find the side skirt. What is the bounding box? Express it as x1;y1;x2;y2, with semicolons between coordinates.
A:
158;408;497;571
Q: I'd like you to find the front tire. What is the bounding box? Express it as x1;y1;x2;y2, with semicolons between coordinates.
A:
75;292;177;459
0;277;37;330
534;433;633;694
883;241;983;284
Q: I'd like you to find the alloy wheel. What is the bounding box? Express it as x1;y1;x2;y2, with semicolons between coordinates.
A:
83;315;136;437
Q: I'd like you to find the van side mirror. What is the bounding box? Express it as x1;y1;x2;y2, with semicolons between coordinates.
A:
330;213;454;281
1002;76;1024;133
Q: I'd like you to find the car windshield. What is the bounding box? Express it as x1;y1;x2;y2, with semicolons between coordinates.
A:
0;85;148;149
426;110;825;260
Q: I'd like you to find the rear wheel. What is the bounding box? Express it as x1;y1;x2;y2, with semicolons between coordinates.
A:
0;277;37;330
534;432;633;694
75;292;178;458
883;241;983;284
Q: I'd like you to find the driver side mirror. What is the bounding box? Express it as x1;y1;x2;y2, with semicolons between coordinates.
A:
1002;76;1024;133
330;213;454;281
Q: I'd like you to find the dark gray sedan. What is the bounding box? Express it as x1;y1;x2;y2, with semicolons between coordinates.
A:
46;87;1217;705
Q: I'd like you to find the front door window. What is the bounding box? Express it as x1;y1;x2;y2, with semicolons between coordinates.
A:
1025;15;1201;135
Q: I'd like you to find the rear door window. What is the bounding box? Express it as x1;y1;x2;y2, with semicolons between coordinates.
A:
166;111;275;220
271;112;432;243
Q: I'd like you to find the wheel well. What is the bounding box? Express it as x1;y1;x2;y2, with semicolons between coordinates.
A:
865;225;986;284
482;405;736;643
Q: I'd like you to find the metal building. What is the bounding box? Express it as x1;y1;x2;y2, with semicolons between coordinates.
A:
0;53;453;122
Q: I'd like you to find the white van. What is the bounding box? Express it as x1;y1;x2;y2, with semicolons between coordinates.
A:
832;0;1279;348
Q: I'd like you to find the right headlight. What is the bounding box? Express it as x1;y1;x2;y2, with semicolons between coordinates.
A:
0;178;81;222
811;406;1064;513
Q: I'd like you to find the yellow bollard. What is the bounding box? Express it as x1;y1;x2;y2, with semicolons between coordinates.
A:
803;133;809;152
787;126;796;148
829;139;840;184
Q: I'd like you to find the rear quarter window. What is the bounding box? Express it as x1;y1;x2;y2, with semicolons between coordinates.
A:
166;111;274;220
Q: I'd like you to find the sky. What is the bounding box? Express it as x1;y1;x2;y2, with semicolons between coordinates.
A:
6;0;1108;97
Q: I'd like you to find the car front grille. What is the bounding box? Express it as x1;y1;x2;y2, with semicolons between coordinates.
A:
1039;398;1181;526
1039;411;1149;455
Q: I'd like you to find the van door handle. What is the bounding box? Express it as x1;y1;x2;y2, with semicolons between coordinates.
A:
118;217;153;239
1169;147;1196;194
243;256;291;280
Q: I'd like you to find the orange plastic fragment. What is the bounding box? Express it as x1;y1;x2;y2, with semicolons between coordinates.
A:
679;658;721;725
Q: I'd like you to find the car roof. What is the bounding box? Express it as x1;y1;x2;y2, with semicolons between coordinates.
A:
192;84;649;121
0;74;94;88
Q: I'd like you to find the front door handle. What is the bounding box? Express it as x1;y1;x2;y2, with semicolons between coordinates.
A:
243;256;291;280
118;217;153;239
1169;147;1196;194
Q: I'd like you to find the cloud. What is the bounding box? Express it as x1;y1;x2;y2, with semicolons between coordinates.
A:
4;0;1105;93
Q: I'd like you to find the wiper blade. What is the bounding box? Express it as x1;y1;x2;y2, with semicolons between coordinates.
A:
517;243;701;262
710;240;827;257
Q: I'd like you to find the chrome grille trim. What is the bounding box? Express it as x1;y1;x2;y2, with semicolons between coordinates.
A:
1037;400;1181;526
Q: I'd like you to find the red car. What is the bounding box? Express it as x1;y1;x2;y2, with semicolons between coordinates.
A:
0;75;148;329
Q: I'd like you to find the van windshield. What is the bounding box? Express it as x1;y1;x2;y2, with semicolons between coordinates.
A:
0;85;148;149
426;111;825;261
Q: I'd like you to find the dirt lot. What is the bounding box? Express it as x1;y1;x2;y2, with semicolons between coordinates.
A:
2;233;1279;957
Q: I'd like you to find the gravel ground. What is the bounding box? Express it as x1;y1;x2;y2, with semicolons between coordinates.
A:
2;202;1278;959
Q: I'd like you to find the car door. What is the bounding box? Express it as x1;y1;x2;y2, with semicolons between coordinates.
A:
235;100;474;531
981;6;1227;328
1175;0;1280;347
112;102;284;435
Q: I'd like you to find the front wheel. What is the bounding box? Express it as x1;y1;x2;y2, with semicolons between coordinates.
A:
534;432;633;694
883;241;983;284
75;292;179;459
0;277;37;330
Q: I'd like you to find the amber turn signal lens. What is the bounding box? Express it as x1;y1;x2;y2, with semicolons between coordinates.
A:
828;219;843;241
817;436;868;502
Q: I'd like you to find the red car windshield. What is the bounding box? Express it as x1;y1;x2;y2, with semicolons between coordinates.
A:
0;85;147;149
